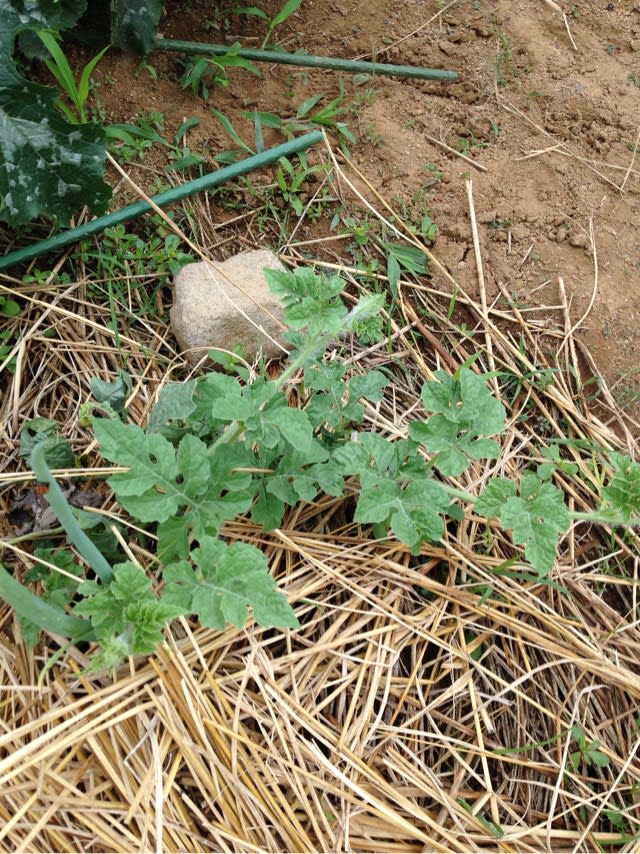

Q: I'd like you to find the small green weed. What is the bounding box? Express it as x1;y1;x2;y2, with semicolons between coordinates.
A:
180;44;260;99
494;29;515;85
37;31;109;124
107;113;207;172
569;725;610;771
261;0;305;48
456;130;488;156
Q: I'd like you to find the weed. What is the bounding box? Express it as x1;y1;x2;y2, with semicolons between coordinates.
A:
456;130;488;156
569;725;610;771
247;84;357;155
135;59;158;80
180;44;260;99
275;154;323;216
0;294;20;318
261;0;305;48
37;31;109;124
0;330;19;373
107;113;207;172
76;220;193;324
494;29;515;85
363;123;384;148
423;162;443;183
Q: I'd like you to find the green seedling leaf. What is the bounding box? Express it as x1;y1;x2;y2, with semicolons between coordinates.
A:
237;6;268;18
477;473;570;575
387;252;401;298
174;116;200;145
265;266;347;336
386;243;429;276
38;30;78;104
91;371;132;417
297;93;325;118
410;368;506;476
19;417;74;468
263;0;304;46
215;43;260;75
75;562;173;662
211;107;254;153
600;452;640;524
0;296;20;316
163;537;299;630
269;0;304;29
355;476;450;552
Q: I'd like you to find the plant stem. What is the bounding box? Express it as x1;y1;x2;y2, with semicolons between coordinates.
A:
570;510;640;526
30;442;113;582
0;562;93;640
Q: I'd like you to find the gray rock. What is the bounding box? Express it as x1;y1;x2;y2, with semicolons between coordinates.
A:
170;249;289;364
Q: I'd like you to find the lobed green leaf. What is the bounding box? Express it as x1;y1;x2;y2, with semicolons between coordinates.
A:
163;538;299;631
600;452;640;524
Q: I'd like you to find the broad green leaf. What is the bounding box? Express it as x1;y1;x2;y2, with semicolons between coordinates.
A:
0;296;20;316
214;393;254;421
163;538;299;630
259;441;331;511
75;562;172;653
95;422;255;544
2;1;86;56
334;432;402;481
411;368;506;476
0;58;111;225
146;380;198;440
348;371;388;404
252;484;286;529
355;476;449;552
95;420;180;509
264;266;347;335
110;0;164;53
600;452;640;524
498;474;570;576
265;405;313;451
475;478;516;517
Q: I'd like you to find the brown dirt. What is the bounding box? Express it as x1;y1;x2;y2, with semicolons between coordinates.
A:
81;0;640;413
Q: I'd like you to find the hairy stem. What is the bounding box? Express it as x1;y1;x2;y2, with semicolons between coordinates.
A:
30;442;113;582
0;562;93;640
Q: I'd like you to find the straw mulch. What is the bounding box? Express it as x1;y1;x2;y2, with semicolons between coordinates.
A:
1;149;640;852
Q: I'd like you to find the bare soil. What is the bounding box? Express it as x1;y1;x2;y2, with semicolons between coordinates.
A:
84;0;640;413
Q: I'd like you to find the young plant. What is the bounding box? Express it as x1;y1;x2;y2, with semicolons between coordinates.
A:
261;0;305;48
37;31;110;124
4;266;640;673
180;44;260;99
